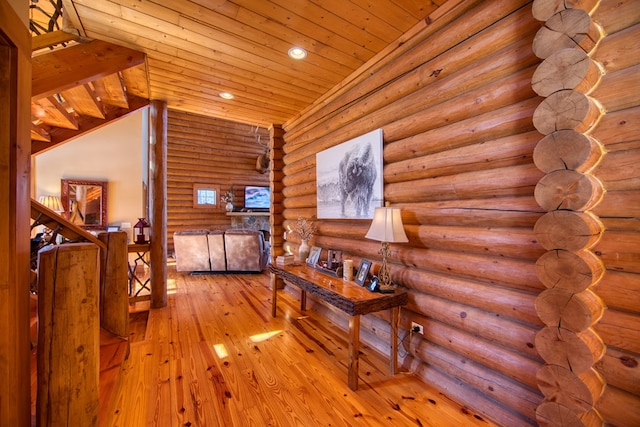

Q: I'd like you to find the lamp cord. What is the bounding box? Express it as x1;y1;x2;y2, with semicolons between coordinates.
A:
396;306;411;358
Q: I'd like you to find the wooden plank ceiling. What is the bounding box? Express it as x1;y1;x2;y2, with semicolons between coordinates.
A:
31;0;451;152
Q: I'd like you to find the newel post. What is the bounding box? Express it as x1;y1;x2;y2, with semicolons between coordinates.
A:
98;231;129;337
36;243;100;426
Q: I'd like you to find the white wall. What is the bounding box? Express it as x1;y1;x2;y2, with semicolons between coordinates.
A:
34;110;148;238
6;0;27;26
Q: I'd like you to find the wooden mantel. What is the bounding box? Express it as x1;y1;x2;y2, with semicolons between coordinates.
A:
226;211;270;217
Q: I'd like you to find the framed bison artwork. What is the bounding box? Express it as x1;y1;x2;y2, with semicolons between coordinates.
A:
316;128;383;219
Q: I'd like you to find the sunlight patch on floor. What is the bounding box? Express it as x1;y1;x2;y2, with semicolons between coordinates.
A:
249;330;282;343
213;343;228;359
167;278;178;295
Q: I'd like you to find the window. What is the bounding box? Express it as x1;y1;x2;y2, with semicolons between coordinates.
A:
193;184;220;208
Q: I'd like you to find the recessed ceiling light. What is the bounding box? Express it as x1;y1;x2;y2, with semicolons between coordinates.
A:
288;47;307;60
219;92;234;99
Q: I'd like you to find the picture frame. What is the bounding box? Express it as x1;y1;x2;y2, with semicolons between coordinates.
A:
355;259;372;286
106;225;120;232
316;128;383;219
307;246;322;266
61;179;108;230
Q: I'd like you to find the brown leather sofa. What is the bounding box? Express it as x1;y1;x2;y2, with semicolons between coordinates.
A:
173;229;269;273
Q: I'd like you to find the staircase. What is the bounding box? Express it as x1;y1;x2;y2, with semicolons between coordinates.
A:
31;198;107;249
30;199;129;425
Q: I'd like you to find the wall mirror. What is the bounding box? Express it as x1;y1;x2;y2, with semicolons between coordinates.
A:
61;179;108;230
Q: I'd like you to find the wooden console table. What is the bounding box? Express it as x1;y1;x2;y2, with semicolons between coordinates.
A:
269;263;408;390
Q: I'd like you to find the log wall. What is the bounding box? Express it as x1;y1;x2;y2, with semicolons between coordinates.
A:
582;1;640;425
269;125;287;276
166;110;269;253
278;0;640;425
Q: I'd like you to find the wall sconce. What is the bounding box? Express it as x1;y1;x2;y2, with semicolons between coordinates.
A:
365;205;408;290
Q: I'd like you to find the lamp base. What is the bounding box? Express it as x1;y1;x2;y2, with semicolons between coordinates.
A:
378;284;396;293
378;241;393;288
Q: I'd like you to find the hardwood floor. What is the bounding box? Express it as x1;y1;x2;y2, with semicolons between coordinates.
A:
105;266;494;426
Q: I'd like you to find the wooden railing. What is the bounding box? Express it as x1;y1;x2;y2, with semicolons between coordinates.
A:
32;198;153;305
31;198;130;424
31;198;130;335
30;198;106;250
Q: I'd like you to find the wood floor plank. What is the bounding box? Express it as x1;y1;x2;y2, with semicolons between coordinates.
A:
104;267;494;426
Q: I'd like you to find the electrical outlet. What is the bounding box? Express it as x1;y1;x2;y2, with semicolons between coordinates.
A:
411;322;424;335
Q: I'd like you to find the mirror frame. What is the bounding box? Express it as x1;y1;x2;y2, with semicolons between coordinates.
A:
61;179;108;230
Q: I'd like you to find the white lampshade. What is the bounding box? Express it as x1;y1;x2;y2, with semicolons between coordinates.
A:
365;207;408;243
38;195;63;213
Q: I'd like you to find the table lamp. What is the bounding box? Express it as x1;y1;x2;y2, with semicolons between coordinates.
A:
365;204;408;290
38;195;63;213
37;195;64;239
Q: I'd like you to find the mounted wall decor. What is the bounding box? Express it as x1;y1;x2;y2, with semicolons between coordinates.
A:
316;128;383;219
61;179;108;230
254;129;269;174
256;149;269;174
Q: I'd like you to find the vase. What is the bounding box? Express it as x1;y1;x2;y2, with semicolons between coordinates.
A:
225;202;234;212
298;239;310;263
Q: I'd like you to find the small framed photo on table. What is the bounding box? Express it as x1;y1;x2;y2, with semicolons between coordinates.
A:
355;259;372;286
307;246;322;266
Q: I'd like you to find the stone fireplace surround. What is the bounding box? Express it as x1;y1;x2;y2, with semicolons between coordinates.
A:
226;212;270;241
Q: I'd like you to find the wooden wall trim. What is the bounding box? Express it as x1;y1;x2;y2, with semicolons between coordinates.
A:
0;1;33;425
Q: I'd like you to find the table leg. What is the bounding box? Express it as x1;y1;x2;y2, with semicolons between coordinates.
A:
348;314;360;391
300;290;307;311
271;272;277;317
390;306;399;375
128;251;151;298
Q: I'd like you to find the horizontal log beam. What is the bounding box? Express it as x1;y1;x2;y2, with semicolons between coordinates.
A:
596;385;640;427
385;163;543;204
385;130;539;184
32;95;150;154
594;347;640;396
594;309;640;354
32;39;145;99
414;340;542;421
411;291;540;359
31;30;80;51
419;319;541;389
412;361;537;427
